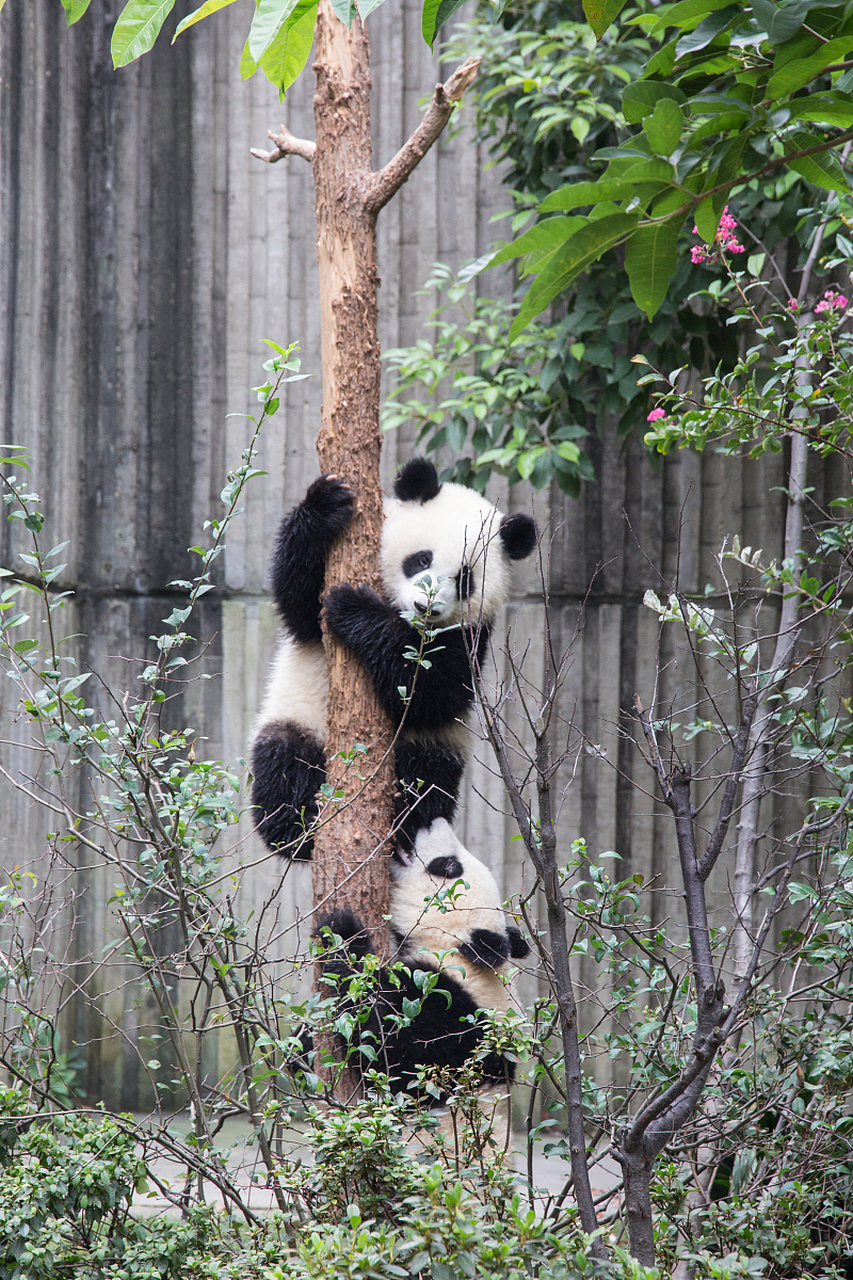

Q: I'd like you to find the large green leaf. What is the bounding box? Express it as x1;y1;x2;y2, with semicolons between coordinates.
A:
625;194;689;318
491;217;584;266
752;0;811;45
788;93;853;129
541;179;637;211
111;0;175;67
767;35;853;97
249;0;301;63
644;98;684;157
622;80;686;124
693;195;722;244
173;0;240;40
674;4;740;57
649;0;735;36
263;0;316;97
583;0;630;40
60;0;92;23
508;213;639;341
330;0;356;23
356;0;386;18
241;0;317;96
421;0;468;49
785;130;852;194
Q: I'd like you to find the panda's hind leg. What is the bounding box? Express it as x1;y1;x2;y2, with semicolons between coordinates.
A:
250;721;326;860
394;740;464;850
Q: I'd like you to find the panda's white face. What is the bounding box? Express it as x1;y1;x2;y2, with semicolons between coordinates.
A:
380;481;511;627
389;819;522;1011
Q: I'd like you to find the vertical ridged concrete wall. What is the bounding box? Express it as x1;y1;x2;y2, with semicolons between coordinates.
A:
1;0;836;1106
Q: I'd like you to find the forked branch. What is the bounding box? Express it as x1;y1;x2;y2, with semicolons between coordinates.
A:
364;56;481;213
250;124;317;164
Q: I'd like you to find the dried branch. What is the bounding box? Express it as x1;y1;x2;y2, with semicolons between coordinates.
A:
698;689;758;881
363;57;481;215
250;124;317;164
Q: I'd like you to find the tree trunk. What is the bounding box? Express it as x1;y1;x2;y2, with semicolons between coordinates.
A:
310;0;396;956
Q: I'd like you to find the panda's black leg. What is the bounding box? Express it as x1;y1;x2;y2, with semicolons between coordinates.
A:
394;742;464;849
271;476;354;643
250;722;326;860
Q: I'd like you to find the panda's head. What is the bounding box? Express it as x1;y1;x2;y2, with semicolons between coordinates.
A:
390;818;530;978
381;458;537;626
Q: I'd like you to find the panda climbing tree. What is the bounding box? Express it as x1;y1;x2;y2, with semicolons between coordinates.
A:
245;6;482;974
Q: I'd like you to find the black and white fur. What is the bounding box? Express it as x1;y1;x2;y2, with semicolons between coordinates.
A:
250;457;537;857
316;819;530;1100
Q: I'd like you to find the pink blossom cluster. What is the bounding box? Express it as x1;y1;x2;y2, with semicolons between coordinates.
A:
646;407;666;423
815;289;848;314
690;206;745;264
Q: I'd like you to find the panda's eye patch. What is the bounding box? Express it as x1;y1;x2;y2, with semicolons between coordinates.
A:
403;550;433;578
426;855;464;879
456;565;474;599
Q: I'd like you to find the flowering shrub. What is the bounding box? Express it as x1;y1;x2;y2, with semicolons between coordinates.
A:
815;288;848;315
690;207;746;265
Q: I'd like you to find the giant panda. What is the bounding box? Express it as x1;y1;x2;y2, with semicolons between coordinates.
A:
315;818;531;1101
250;457;537;858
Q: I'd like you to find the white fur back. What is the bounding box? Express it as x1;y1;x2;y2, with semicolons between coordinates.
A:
252;637;328;742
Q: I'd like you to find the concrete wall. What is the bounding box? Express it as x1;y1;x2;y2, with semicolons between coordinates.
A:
0;0;836;1106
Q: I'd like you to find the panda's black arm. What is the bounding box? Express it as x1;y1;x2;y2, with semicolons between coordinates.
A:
324;584;490;731
270;477;354;643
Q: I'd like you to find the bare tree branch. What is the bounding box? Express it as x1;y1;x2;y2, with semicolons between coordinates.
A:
363;57;481;215
250;124;316;164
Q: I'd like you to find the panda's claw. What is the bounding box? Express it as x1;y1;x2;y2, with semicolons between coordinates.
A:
304;475;356;537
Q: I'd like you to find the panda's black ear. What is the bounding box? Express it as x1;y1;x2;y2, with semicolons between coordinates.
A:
499;513;537;561
507;925;531;960
394;457;441;504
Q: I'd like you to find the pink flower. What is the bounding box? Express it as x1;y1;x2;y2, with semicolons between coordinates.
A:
646;407;666;423
689;206;745;265
787;298;799;311
815;289;848;314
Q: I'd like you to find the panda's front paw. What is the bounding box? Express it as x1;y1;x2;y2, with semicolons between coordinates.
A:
304;475;355;539
324;584;383;638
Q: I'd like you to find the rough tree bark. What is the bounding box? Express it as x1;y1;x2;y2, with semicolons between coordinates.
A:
252;6;480;956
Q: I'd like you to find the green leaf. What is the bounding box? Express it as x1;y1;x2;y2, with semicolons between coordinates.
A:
421;0;468;49
582;0;629;40
491;217;584;266
649;0;734;35
694;195;722;243
111;0;175;66
329;0;356;22
173;0;240;40
625;195;689;318
767;35;853;97
644;98;684;157
788;93;853;128
240;36;257;78
258;0;317;98
248;0;301;62
674;4;740;57
622;80;687;124
785;130;852;194
541;179;655;211
60;0;92;22
509;213;639;341
752;0;811;44
356;0;385;16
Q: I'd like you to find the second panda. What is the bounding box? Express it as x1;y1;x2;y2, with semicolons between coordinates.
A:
315;818;531;1100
